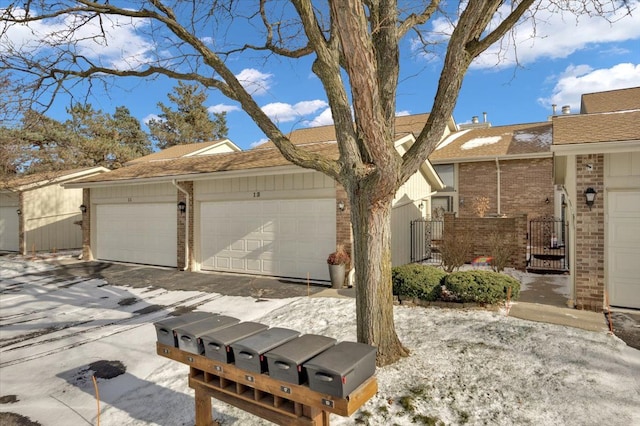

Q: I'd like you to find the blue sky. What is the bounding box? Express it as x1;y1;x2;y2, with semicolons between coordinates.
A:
3;1;640;151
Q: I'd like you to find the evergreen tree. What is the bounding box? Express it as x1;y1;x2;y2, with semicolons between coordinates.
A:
148;82;227;149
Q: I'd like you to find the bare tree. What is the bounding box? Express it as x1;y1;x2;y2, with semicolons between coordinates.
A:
0;1;629;366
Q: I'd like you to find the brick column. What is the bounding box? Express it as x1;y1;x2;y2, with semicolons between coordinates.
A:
177;182;194;271
574;154;605;312
81;188;93;261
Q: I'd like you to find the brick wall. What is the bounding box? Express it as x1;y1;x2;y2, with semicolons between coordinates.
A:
81;188;93;261
459;158;554;220
443;212;528;270
574;154;605;311
335;184;352;260
177;182;194;271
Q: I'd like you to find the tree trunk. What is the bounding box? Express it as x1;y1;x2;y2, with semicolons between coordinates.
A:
350;186;409;366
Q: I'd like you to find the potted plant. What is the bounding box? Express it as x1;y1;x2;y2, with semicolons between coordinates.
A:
327;245;350;289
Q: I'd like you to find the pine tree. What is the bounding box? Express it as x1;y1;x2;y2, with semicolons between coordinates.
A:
147;82;227;149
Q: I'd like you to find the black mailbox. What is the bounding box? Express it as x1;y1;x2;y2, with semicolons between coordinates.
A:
154;312;215;347
230;327;300;374
201;322;269;364
174;315;240;355
265;334;336;385
303;341;376;397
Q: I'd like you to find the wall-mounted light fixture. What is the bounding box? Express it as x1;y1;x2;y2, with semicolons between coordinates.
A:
545;197;550;204
177;201;187;214
584;187;597;210
16;208;21;215
79;204;87;213
337;200;345;212
418;202;424;210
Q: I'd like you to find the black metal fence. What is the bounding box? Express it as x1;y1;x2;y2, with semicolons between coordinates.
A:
528;216;569;273
410;219;444;264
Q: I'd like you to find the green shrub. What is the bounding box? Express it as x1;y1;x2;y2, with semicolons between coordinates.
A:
443;270;520;304
392;264;446;301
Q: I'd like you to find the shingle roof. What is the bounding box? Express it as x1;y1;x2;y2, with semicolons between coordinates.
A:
68;143;340;185
126;139;236;164
428;122;552;162
1;167;108;191
580;87;640;114
553;110;640;145
254;113;431;148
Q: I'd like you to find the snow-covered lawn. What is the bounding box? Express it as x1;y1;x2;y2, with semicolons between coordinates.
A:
1;257;639;426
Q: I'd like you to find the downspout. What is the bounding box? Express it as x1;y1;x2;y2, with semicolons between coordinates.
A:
495;158;501;215
172;180;189;271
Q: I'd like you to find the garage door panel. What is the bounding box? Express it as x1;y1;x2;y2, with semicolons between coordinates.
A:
608;191;640;309
201;199;335;280
97;203;177;267
0;206;19;251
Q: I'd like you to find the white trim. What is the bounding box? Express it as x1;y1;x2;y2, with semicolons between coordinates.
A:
429;152;552;164
14;167;109;191
552;140;640;155
64;165;311;188
184;139;242;156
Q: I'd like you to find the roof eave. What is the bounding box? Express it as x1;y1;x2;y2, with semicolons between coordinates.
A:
429;151;552;164
551;139;640;155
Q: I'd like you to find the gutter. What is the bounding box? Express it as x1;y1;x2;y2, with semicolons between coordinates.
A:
172;180;189;271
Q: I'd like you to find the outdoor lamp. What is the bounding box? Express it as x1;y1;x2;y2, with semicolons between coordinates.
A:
584;187;597;210
16;208;21;215
337;200;345;211
80;204;87;213
177;201;187;214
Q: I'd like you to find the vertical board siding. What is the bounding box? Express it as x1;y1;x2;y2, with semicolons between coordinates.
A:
92;183;176;201
391;201;424;266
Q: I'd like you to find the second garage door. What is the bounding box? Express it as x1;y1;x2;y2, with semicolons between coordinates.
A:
608;190;640;309
0;206;20;251
200;199;336;281
96;203;177;267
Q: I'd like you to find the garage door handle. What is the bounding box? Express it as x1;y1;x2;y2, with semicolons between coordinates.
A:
315;372;333;382
208;343;221;350
159;328;169;335
274;361;290;370
181;336;192;342
238;351;254;359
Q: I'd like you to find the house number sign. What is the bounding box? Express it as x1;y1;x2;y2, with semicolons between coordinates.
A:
253;192;261;198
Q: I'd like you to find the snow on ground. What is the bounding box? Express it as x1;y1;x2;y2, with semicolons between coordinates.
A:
1;257;639;426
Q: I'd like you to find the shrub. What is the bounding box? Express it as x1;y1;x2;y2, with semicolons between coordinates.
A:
392;264;446;301
488;231;518;272
439;233;472;273
443;270;520;304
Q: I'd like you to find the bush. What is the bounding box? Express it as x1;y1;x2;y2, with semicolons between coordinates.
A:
392;264;447;301
439;233;472;273
443;270;520;304
488;231;518;272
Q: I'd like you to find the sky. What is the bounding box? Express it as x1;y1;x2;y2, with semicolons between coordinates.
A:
1;1;640;150
1;254;639;426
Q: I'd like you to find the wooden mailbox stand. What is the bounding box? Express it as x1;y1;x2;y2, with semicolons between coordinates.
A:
157;342;377;426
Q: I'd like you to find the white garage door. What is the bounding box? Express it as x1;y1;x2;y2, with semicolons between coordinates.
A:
96;203;177;267
608;191;640;309
0;206;20;251
200;199;336;281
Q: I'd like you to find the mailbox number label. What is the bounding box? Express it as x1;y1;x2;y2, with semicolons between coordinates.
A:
214;365;223;372
280;385;291;394
322;399;334;408
245;375;254;383
162;348;170;354
186;356;194;363
253;192;260;198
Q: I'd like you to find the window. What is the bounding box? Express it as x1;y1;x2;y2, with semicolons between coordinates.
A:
433;164;455;191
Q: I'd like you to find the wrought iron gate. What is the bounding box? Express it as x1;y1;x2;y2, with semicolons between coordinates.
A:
528;216;569;273
410;219;443;263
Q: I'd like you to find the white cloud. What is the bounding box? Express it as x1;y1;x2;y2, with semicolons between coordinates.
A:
208;104;240;114
250;138;269;148
0;8;154;70
416;1;640;70
261;100;328;123
235;68;273;96
396;110;411;117
304;108;334;127
538;63;640;111
142;113;161;124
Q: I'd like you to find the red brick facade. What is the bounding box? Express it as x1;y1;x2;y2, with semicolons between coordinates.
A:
177;181;194;271
574;154;605;311
443;212;528;270
458;158;554;220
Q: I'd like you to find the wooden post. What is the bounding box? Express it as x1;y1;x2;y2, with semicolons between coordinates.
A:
194;383;218;426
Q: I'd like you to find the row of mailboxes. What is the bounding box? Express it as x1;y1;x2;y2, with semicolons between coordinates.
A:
154;312;376;397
